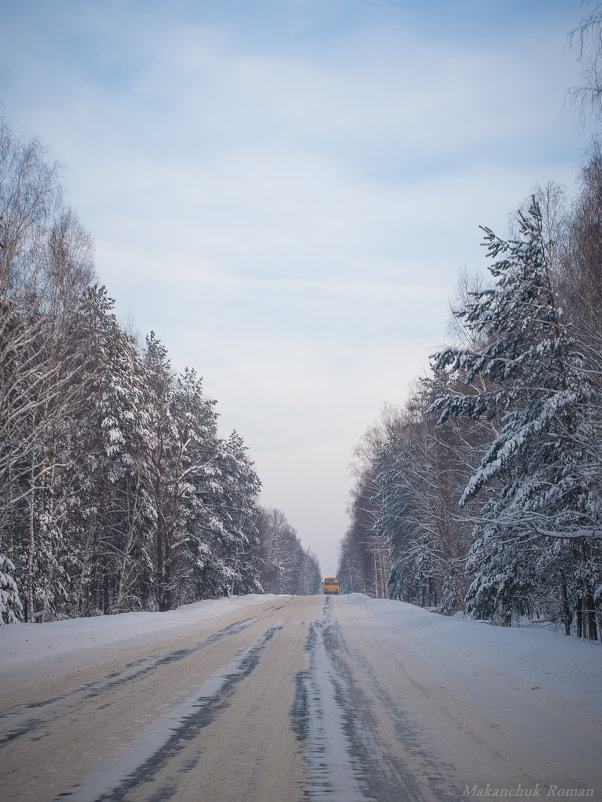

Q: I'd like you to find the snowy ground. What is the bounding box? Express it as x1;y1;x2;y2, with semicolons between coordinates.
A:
1;594;601;801
0;593;276;666
344;593;602;734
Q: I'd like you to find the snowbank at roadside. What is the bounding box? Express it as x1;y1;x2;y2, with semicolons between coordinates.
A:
343;593;602;715
0;594;279;667
2;591;600;715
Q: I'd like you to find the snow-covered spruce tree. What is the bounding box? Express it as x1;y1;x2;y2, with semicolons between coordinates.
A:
164;366;223;605
91;295;155;614
430;199;601;637
67;286;155;616
212;431;262;596
0;554;22;624
184;428;262;600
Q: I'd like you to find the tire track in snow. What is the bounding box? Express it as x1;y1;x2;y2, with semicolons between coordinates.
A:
291;598;455;802
291;599;369;801
291;598;384;801
52;622;284;802
338;635;458;802
0;617;257;748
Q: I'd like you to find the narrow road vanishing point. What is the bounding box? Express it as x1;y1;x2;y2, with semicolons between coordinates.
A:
1;594;600;802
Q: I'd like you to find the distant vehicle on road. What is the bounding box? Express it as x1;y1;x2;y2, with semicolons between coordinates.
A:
323;577;340;595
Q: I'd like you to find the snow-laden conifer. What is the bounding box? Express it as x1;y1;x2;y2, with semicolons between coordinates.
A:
430;200;601;635
0;554;22;624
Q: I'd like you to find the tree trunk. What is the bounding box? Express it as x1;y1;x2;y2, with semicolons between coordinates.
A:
561;583;571;636
157;514;165;611
576;596;583;638
116;473;141;610
584;594;598;641
26;459;36;623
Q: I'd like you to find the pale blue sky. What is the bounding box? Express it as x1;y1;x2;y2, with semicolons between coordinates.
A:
0;0;596;573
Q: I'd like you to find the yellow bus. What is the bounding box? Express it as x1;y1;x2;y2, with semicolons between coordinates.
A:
323;577;340;595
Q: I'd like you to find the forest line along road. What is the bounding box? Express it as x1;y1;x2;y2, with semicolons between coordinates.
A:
0;593;600;802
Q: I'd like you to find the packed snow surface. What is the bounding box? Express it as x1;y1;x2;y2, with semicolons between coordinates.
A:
4;592;598;703
1;594;601;802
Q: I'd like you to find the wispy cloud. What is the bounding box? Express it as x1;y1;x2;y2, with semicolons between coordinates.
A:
0;0;591;570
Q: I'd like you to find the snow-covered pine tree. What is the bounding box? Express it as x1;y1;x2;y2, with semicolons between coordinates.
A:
430;199;601;637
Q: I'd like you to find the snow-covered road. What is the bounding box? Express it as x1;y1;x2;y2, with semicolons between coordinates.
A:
0;594;600;801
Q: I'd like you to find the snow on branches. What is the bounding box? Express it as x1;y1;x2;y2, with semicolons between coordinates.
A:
429;199;601;635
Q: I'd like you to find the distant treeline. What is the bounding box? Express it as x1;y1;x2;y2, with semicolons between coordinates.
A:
0;120;320;624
